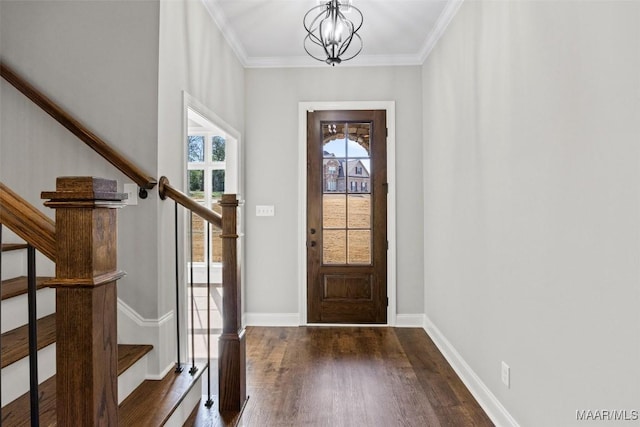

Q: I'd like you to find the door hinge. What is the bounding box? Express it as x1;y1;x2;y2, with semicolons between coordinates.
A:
383;183;389;193
386;128;388;137
386;297;389;307
386;240;389;250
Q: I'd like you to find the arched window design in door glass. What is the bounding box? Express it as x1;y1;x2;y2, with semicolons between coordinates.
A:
322;122;371;265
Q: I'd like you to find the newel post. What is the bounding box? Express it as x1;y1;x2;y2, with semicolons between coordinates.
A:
42;177;126;426
218;194;246;412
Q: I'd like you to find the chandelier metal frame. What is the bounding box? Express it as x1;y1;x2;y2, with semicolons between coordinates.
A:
303;0;364;66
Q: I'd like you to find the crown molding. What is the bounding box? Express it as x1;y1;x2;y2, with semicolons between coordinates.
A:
244;53;424;69
419;0;464;63
202;0;464;69
201;0;249;66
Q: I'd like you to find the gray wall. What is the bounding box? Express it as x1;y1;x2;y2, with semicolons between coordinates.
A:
0;0;161;317
422;1;640;425
245;66;424;316
157;0;245;317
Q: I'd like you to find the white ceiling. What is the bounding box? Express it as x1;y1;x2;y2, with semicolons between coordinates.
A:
202;0;463;68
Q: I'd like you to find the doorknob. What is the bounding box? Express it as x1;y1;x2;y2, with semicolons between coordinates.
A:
310;228;316;234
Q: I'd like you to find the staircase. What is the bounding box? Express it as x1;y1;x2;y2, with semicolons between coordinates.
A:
0;186;204;426
0;61;245;425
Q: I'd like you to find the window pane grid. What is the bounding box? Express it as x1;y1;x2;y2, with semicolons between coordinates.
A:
321;121;372;265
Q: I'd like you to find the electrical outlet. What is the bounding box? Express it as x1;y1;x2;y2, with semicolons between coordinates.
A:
123;183;138;205
256;205;275;217
501;361;510;388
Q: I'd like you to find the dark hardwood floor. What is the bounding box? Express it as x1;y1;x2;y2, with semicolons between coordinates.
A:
186;327;493;427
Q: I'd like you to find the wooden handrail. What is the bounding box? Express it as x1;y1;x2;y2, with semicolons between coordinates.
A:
0;182;56;262
158;176;222;229
0;61;157;194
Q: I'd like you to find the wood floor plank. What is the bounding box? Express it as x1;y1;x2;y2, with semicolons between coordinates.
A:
1;313;56;368
236;326;493;427
1;276;52;301
1;344;154;427
118;362;205;426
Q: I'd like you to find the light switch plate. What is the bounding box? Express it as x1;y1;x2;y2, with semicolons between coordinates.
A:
123;183;138;205
256;205;275;216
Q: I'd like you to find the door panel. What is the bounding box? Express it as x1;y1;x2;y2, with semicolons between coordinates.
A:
307;110;387;324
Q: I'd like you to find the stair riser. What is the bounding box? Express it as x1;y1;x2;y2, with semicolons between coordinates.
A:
1;288;56;333
118;353;149;405
0;345;151;408
0;249;55;281
163;375;203;427
0;344;56;406
1;250;25;280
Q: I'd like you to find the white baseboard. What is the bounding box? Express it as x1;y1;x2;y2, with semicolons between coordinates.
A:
395;314;426;327
244;312;300;327
243;312;425;328
423;316;520;427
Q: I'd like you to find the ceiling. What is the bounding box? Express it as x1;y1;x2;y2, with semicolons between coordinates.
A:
202;0;463;68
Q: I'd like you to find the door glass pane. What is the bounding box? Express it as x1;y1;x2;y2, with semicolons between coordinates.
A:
347;194;370;228
323;194;346;228
323;123;346;157
347;123;370;156
188;170;204;200
323;230;346;264
211;136;226;161
323;158;345;193
188;136;205;162
348;230;371;264
321;121;375;266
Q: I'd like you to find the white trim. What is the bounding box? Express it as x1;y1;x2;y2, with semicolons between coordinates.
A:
201;0;249;66
118;298;173;327
183;92;242;196
146;361;178;381
244;54;424;69
423;316;521;427
201;0;462;68
298;101;397;327
244;313;300;327
419;0;464;64
395;314;425;328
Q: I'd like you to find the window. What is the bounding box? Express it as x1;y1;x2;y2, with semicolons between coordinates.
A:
355;166;362;175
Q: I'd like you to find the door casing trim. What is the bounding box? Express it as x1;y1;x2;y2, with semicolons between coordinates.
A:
298;101;397;326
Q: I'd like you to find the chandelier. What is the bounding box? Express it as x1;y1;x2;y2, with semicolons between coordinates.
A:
303;0;363;66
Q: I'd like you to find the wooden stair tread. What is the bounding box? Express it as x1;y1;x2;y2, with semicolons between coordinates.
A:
1;243;29;252
118;363;206;426
1;344;154;426
117;344;153;376
1;313;56;368
1;276;52;301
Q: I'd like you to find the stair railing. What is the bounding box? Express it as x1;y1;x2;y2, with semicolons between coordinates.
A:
1;63;247;418
0;183;54;426
159;176;246;412
0;61;156;198
0;182;56;262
